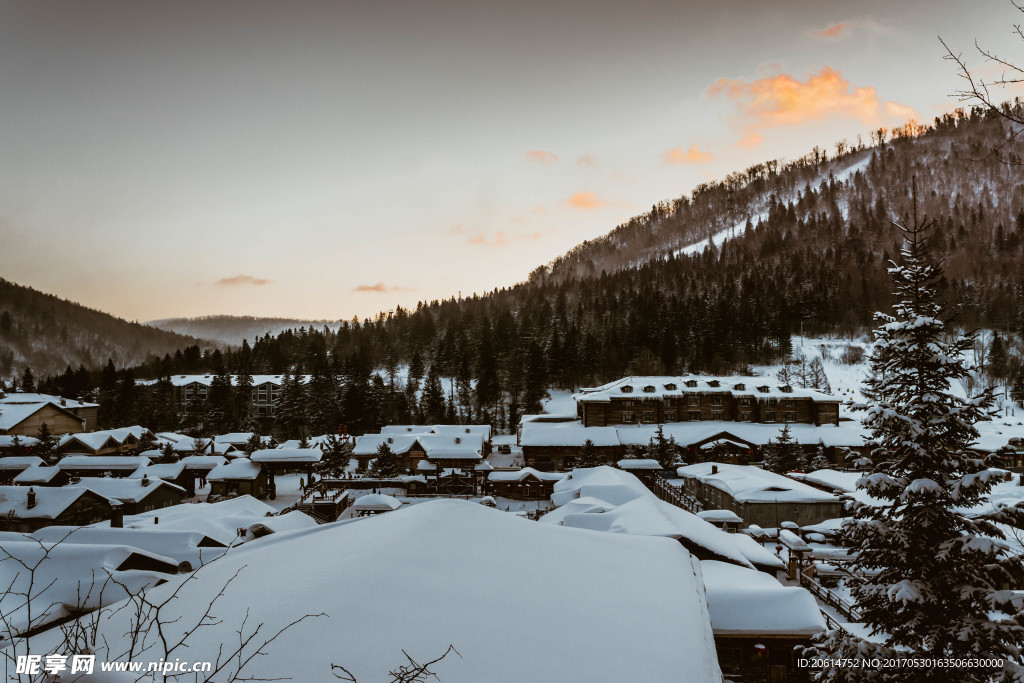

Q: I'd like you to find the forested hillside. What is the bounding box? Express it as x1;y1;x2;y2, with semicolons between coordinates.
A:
0;278;217;382
34;104;1024;434
148;316;344;346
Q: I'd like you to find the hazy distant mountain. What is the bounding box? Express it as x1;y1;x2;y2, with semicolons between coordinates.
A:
0;278;218;382
147;316;345;346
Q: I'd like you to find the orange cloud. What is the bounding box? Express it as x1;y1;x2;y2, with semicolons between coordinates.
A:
353;283;413;293
451;224;544;248
216;274;272;286
707;66;919;132
523;149;558;164
735;132;764;148
811;22;848;39
576;154;597;166
810;18;897;41
565;191;614;210
662;145;712;164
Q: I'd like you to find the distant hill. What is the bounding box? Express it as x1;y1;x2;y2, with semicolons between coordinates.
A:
147;316;345;346
0;278;219;382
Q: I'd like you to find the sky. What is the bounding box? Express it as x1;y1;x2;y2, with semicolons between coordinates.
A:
1;0;1021;322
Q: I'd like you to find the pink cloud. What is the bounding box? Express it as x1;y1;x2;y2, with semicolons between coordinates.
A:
523;149;559;164
353;283;413;293
662;145;713;164
216;274;272;287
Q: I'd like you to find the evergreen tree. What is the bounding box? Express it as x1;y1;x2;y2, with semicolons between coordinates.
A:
369;441;399;478
647;424;680;470
763;423;801;473
988;333;1007;383
577;439;605;468
34;423;57;464
421;364;446;424
317;434;353;478
8;434;28;458
817;198;1024;681
244;432;265;455
235;365;255;431
810;444;831;471
1012;369;1024;406
276;370;308;439
808;357;832;393
207;366;234;435
20;366;35;392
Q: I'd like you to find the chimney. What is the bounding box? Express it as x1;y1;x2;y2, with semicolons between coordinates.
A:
711;465;719;475
111;507;123;528
455;437;461;444
60;398;67;406
26;488;36;509
154;516;159;524
141;474;150;487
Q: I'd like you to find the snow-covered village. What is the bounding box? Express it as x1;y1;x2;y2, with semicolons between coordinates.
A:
3;2;1024;682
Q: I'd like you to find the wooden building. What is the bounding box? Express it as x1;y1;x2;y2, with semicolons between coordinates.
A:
207;458;270;500
485;468;566;499
0;456;45;484
75;476;186;515
0;401;86;437
677;462;845;528
576;376;840;427
12;465;70;487
58;455;152;479
0;392;98;434
0;486;119;532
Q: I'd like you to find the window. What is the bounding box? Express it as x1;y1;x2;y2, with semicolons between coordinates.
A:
784;399;795;407
783;411;796;422
622;411;635;423
643;385;655;393
740;411;752;422
622;400;634;407
685;380;698;388
664;383;677;391
739;397;751;407
689;396;701;406
733;383;745;391
711;396;723;406
710;410;724;420
663;411;677;422
688;410;702;421
621;385;634;393
780;385;794;393
664;398;674;407
707;380;720;388
764;411;776;422
758;385;769;393
768;398;778;406
643;411;655;423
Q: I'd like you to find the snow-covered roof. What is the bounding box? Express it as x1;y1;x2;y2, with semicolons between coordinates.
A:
136;374;310;388
250;448;323;464
107;425;150;443
214;432;261;444
242;510;318;537
379;424;433;435
155;432;187;443
792;468;860;493
0;392;99;409
617;458;662;470
487;467;566;483
729;533;788;571
429;424;492;440
1;402;81;431
353;433;417;456
129;462;187;481
535;496;618;525
208;458;263;481
0;435;39;448
0;485;115;519
30;525;229;567
51;500;722;682
0;540;175;639
700;560;826;635
520;422;620;447
677;462;841;504
123;495;278;546
58;431;120;452
352;493;403;512
178;455;229;471
416;433;484;459
76;476;185;504
57;455;151;471
0;456;44;470
577;375;840;403
12;465;62;484
697;509;743;524
550;466;652;507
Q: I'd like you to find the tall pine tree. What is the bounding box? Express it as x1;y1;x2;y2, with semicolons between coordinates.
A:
817;193;1024;681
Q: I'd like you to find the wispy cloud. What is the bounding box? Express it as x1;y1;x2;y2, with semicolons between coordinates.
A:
216;274;272;287
450;224;543;248
564;191;617;210
576;154;597;166
810;18;898;41
662;145;712;164
523;149;558;164
707;66;919;138
353;283;413;293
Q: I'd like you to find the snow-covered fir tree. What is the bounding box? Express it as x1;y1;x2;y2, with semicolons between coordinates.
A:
648;424;682;470
815;197;1024;682
763;423;802;473
810;444;831;472
577;439;604;468
369;441;399;478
